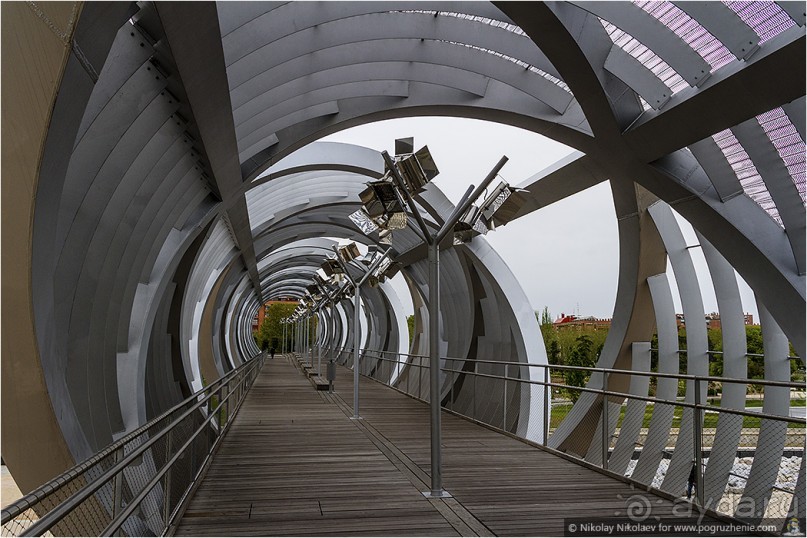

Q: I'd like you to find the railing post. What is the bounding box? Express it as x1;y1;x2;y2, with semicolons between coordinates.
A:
449;359;455;411
601;371;609;471
112;447;124;521
473;367;477;420
163;430;173;529
503;363;508;431
223;384;229;427
543;366;550;444
694;377;704;505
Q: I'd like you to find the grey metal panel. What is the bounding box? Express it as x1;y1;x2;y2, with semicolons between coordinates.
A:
732;118;806;275
688;137;744;202
224;8;561;85
239;101;340;162
697;233;748;505
672;1;760;60
56;60;166;253
781;96;805;141
736;301;790;523
631;274;680;485
570;1;712;86
74;23;155;148
229;38;572;116
650;202;709;496
234;63;489;132
777;1;806;26
604;44;672;109
607;342;651;475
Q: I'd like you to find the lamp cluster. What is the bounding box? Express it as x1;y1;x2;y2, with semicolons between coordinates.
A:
282;242;392;324
453;180;528;244
349;137;527;247
349;138;439;245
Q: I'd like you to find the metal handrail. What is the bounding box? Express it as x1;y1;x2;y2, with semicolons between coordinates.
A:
2;352;264;536
359;349;806;389
357;349;806;425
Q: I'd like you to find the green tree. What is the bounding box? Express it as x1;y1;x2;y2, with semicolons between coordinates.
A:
563;334;597;402
254;302;302;352
407;315;415;346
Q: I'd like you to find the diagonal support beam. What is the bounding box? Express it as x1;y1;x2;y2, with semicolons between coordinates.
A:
156;2;262;301
626;30;806;162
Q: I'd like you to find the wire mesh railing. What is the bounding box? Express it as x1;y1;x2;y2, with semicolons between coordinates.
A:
1;353;265;537
354;348;805;534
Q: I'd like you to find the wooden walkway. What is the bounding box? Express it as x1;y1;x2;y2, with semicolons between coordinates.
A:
175;356;713;536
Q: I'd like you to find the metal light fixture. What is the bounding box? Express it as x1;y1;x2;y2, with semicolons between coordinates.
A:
453;204;488;244
321;258;343;277
479;182;529;229
337;242;361;262
348;137;439;246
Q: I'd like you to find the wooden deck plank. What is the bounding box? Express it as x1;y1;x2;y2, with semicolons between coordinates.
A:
176;356;722;536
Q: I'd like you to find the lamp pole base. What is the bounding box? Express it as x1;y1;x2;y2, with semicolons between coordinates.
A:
422;490;452;499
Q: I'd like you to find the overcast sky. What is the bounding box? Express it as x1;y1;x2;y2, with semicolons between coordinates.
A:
322;117;760;322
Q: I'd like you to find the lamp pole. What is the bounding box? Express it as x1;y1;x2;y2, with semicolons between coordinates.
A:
382;151;508;497
332;245;393;419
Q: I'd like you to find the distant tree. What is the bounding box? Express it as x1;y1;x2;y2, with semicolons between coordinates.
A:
407;315;415;345
254;302;300;352
547;339;561;365
563;334;597;402
539;306;553;327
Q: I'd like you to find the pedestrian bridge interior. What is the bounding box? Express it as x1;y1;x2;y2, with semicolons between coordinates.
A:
1;1;805;536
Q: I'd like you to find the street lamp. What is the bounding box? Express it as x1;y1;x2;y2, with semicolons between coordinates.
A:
330;242;394;419
346;139;523;497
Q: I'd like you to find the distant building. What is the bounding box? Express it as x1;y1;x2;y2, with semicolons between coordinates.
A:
553;313;611;331
252;298;297;332
676;312;755;331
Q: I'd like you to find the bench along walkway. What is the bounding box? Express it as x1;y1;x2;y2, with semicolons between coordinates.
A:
175;356;721;536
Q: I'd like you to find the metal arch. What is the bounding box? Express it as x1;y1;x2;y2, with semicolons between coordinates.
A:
224;8;561;89
181;218;240;393
647;152;804;356
629;272;680;484
648;202;709;495
697;232;749;506
738;302;792;523
6;0;805;509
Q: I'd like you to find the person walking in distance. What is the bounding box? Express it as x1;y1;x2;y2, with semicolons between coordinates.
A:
687;461;697;500
270;347;276;360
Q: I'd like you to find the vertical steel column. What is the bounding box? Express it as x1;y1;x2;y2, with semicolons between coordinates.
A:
427;240;447;497
306;315;310;363
353;287;361;419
